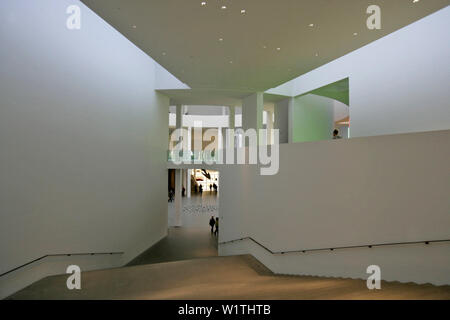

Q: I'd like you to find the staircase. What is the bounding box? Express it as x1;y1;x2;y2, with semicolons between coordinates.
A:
7;255;450;300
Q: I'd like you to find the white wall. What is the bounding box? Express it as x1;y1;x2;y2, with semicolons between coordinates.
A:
219;130;450;285
274;99;290;144
333;100;349;122
270;7;450;138
0;254;124;299
155;62;190;90
0;0;170;297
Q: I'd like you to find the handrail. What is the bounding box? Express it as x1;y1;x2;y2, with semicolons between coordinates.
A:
0;251;124;278
219;237;450;255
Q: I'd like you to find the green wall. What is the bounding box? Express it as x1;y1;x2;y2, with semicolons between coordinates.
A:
291;94;334;143
301;78;349;106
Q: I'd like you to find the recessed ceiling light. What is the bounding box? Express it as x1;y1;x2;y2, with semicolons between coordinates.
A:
309;23;314;27
276;47;281;51
353;32;358;36
241;9;246;14
221;5;227;9
219;38;223;41
132;25;137;29
201;2;207;6
413;0;420;3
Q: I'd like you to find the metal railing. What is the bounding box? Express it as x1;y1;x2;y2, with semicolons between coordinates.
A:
219;237;450;255
0;251;124;278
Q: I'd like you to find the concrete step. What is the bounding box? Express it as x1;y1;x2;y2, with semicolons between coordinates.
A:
7;255;450;300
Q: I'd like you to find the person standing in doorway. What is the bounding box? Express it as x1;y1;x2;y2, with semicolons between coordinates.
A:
214;217;219;236
333;129;342;139
209;216;215;234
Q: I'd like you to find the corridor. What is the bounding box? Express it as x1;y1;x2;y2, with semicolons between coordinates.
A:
128;192;219;266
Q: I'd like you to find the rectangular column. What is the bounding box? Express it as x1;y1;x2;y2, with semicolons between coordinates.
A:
182;169;186;195
266;110;274;145
274;98;290;144
175;104;183;162
228;106;236;149
187;169;191;198
229;106;236;129
242;92;264;132
288;97;295;144
174;169;182;227
176;104;182;129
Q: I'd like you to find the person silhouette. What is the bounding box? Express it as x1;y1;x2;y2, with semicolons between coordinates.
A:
209;216;215;234
333;129;342;139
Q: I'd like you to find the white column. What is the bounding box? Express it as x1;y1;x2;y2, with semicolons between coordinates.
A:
274;98;290;144
182;169;186;194
183;106;189;161
229;106;236;129
175;104;183;162
187;122;192;162
242;93;264;146
174;169;182;227
267;110;274;145
218;127;224;150
229;106;236;149
187;169;191;198
217;171;220;194
242;93;264;132
176;104;182;129
216;107;226;163
288;97;295;144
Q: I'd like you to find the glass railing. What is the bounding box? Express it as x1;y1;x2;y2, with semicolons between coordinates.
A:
167;150;219;163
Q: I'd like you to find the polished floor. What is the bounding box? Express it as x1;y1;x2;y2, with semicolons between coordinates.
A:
127;226;218;266
128;192;219;266
168;191;219;229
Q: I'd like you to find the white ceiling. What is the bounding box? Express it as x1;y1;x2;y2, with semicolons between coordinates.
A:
81;0;449;91
158;88;289;106
169;105;238;115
